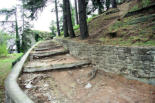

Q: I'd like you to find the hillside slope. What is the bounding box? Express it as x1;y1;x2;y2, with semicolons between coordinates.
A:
75;0;155;46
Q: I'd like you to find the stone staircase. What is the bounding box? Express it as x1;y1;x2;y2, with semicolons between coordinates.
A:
23;40;91;73
17;40;154;103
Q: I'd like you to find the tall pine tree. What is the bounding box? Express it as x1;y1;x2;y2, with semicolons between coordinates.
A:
78;0;89;39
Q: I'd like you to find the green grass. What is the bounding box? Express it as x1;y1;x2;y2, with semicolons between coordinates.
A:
103;12;155;46
130;4;139;12
73;25;79;30
87;15;98;23
99;37;132;46
109;21;125;32
87;17;93;23
0;53;23;102
133;40;155;46
0;44;8;57
129;0;151;12
142;0;151;7
99;36;155;46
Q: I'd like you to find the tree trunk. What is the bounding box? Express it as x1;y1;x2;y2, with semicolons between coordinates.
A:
106;0;110;10
21;0;25;52
111;0;117;8
97;1;104;14
66;0;75;38
15;10;20;53
63;0;69;37
78;0;89;39
55;0;61;36
74;0;79;25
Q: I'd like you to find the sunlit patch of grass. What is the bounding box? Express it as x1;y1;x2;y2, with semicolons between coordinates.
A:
73;25;80;30
0;53;23;102
99;36;155;46
142;0;151;7
130;4;139;12
0;44;8;57
99;37;132;46
133;40;155;46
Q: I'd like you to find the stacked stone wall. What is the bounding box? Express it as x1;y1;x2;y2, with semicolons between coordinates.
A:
56;39;155;85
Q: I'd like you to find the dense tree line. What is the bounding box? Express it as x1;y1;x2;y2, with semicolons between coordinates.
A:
0;8;20;53
0;0;119;53
21;0;119;40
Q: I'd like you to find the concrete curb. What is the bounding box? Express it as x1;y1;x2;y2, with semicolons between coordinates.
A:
5;42;40;103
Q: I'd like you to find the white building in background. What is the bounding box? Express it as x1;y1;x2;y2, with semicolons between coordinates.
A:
7;38;17;53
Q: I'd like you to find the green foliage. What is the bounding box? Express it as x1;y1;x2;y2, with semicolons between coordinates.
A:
0;31;11;45
130;4;139;12
100;7;155;46
0;53;23;102
73;25;79;30
0;31;12;57
0;8;16;20
117;0;125;4
0;44;8;57
99;37;155;46
27;29;52;40
87;17;93;23
71;7;76;26
23;0;48;19
59;16;64;31
21;29;52;52
49;20;57;37
127;14;155;25
130;0;152;12
109;21;125;31
60;31;64;36
143;40;155;46
91;14;98;17
142;0;151;7
87;14;98;23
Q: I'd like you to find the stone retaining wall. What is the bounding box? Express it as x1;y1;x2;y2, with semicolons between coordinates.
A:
55;38;155;85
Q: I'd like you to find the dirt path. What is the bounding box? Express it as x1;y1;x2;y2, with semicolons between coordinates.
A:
18;40;155;103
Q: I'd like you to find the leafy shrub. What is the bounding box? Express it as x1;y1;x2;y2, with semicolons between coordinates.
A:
73;25;79;30
142;0;151;7
61;31;64;36
130;4;139;12
0;31;10;57
0;44;8;57
87;17;93;23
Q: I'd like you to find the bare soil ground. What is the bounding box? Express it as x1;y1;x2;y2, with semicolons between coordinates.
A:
19;67;155;103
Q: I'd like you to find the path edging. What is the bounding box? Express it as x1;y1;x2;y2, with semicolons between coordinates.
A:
5;42;40;103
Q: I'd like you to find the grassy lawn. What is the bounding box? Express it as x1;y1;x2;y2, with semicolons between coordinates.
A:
0;53;23;103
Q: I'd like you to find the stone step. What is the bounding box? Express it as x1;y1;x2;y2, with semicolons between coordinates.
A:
23;60;91;72
34;45;63;51
36;42;60;48
36;44;60;48
31;49;69;59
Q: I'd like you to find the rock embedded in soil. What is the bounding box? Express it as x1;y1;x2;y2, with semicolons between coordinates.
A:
24;60;91;73
32;49;69;59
